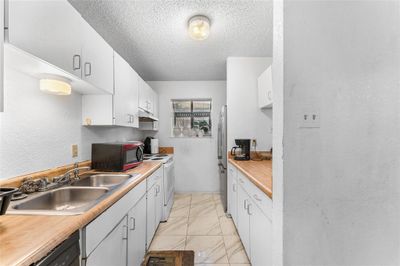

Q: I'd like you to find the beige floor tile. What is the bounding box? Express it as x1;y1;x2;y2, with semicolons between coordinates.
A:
219;216;237;236
223;235;250;264
213;193;222;202
149;236;186;251
156;217;188;236
190;202;218;217
229;264;251;266
173;194;192;208
170;205;190;217
191;193;215;205
188;215;222;236
185;236;229;264
195;264;229;266
215;203;226;217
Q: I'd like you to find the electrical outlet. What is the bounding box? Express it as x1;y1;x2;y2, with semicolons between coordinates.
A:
72;144;78;158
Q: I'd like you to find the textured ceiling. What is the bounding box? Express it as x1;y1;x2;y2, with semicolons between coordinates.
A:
69;0;273;81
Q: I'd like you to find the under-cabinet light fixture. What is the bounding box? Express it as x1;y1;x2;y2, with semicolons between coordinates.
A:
39;77;71;96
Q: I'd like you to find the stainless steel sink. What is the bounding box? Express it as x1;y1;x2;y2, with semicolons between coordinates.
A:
71;174;137;188
7;173;142;216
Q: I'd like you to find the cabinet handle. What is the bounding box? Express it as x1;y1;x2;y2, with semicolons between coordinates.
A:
73;55;81;70
253;194;262;202
267;91;272;100
239;178;244;184
244;199;249;210
247;203;252;215
130;217;136;231
84;62;92;77
233;183;237;192
122;225;128;240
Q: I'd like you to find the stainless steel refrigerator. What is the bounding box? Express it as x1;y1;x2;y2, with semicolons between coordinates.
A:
217;105;227;211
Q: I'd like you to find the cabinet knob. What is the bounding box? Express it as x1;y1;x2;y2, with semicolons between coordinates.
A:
253;194;262;202
84;62;92;77
122;225;128;240
73;55;81;70
130;217;136;231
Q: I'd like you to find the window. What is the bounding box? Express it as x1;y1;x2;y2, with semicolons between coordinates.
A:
171;99;212;137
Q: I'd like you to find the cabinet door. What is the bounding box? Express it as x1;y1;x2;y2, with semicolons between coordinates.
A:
86;216;128;266
155;180;163;226
128;195;147;266
146;184;157;248
237;184;251;256
8;0;83;78
249;203;273;266
114;52;139;127
258;66;273;109
81;19;114;94
152;89;159;119
227;164;238;225
138;76;148;111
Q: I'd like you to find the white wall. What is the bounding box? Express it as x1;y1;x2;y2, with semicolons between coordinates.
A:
278;1;400;265
226;57;273;152
148;81;226;193
0;68;144;179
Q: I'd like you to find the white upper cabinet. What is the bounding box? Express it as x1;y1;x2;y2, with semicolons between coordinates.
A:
114;52;139;127
139;77;157;115
258;65;273;109
7;0;114;94
7;0;83;78
81;19;114;94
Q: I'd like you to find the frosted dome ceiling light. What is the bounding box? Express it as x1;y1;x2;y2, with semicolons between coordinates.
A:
40;77;71;95
188;15;210;40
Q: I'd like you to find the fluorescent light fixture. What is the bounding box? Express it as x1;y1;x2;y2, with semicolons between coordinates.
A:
40;78;71;95
188;15;210;41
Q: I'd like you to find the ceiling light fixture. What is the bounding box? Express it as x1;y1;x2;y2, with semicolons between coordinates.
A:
188;15;211;41
39;77;72;96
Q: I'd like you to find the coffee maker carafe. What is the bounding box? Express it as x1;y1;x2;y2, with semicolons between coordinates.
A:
231;139;251;161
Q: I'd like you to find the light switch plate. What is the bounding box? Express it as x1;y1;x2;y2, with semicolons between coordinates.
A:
299;106;320;128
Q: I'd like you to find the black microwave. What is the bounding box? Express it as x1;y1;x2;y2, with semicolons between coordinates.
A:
91;142;144;171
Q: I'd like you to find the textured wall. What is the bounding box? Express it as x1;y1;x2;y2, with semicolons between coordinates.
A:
227;57;273;152
281;1;400;265
148;81;226;192
0;68;144;179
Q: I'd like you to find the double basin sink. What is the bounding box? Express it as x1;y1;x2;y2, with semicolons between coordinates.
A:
8;173;141;215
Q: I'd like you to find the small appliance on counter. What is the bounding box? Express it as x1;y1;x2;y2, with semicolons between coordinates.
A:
144;137;159;154
91;142;144;172
231;139;251;160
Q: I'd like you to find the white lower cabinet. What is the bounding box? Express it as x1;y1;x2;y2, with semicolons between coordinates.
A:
82;167;164;266
249;202;273;266
146;167;163;248
146;183;157;248
227;163;238;225
228;162;273;266
128;195;147;266
86;216;128;266
237;184;251;255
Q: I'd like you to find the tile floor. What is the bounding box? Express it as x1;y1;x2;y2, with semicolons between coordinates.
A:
149;193;250;266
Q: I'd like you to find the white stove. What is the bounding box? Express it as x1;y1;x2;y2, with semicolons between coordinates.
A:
143;153;174;222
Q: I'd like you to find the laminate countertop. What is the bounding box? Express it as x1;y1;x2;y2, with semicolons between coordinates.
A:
0;161;162;266
228;156;272;199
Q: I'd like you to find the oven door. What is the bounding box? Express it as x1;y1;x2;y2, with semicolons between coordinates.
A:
163;158;175;206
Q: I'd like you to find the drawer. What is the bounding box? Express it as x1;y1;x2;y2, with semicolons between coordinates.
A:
237;171;272;220
147;166;163;191
84;179;146;257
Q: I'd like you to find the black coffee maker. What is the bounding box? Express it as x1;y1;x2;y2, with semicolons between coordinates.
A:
231;139;251;161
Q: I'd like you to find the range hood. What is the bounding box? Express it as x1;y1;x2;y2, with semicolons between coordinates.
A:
138;108;158;122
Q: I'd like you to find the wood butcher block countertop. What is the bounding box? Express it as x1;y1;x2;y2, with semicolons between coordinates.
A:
0;161;162;266
228;155;272;199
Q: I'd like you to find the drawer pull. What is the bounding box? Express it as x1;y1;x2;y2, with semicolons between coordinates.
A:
232;183;237;192
253;194;262;202
122;225;128;240
244;199;249;210
130;217;136;231
239;178;244;184
247;203;252;215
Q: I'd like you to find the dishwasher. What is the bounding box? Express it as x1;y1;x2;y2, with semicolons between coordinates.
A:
35;231;80;266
